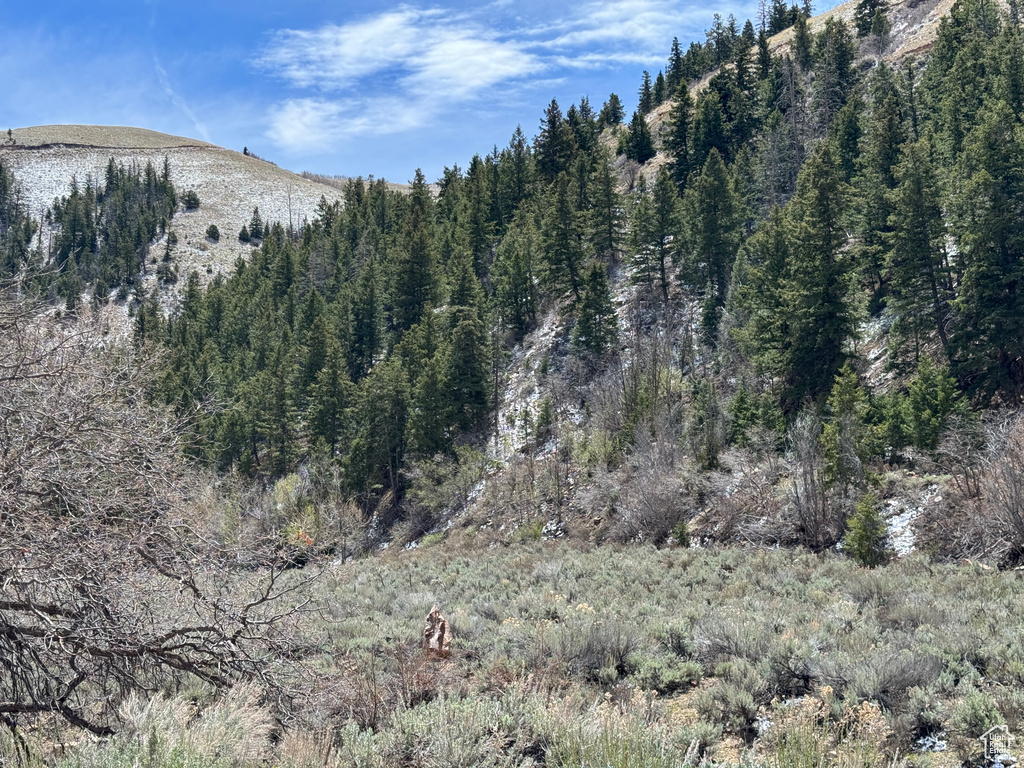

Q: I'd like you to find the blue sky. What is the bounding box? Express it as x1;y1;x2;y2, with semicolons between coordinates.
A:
2;0;827;183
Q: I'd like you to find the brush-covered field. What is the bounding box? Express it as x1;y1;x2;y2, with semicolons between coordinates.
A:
16;542;1022;768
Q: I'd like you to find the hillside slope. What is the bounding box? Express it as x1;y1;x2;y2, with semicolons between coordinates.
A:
0;125;345;282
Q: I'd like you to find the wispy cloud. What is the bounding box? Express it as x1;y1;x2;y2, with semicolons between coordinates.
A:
153;56;211;142
540;0;712;51
258;0;740;155
259;4;549;152
265;96;427;152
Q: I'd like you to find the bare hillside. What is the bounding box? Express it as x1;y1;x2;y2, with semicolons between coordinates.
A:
0;125;345;283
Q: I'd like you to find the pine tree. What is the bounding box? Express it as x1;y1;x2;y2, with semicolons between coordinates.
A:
390;169;437;333
855;0;885;36
590;147;625;261
349;261;381;381
667;38;685;90
650;169;682;303
542;174;586;301
844;493;890;567
949;102;1024;399
536;99;575;182
568;98;598;154
653;72;667;105
446;307;489;434
346;357;410;498
822;362;869;494
769;0;794;33
598;94;625;128
249;207;264;240
829;96;862;184
638;71;655;114
629;176;657;294
465;154;494;274
680;150;742;328
625;111;656;164
905;357;963;450
497;125;534;222
407;351;452;457
630;171;681;304
779;144;854;410
757;28;772;79
812;18;857;131
307;337;353;456
690;91;728;170
885;137;953;363
664;81;694;189
572;261;618;357
793;13;813;71
732;207;792;375
854;77;905;309
742;19;757;46
492;212;539;338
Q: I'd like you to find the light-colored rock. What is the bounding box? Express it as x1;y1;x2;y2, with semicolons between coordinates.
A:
423;605;452;660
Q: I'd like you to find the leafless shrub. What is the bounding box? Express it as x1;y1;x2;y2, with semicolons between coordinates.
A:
933;413;986;498
693;449;785;544
0;289;305;743
981;414;1024;555
597;429;704;544
788;410;842;550
478;454;543;528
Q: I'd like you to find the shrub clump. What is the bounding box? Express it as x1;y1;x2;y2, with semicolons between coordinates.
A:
181;189;201;210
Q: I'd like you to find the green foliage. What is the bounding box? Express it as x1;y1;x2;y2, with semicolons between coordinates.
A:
624;111;656;164
629;169;679;303
389;169;437;333
822;363;870;492
572;261;618;358
205;223;220;241
679;149;742;336
664;82;693;189
536;98;575;182
905;357;963;450
598;93;625;128
778;144;854;410
671;518;691;547
0;160;37;278
46;158;177;293
541;174;585;301
181;189;200;210
844;492;890;567
492;213;538;338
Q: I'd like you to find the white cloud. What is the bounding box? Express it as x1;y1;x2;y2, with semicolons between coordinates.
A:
260;6;545;153
545;0;708;49
257;8;430;90
266;96;430;151
407;31;543;98
258;0;749;154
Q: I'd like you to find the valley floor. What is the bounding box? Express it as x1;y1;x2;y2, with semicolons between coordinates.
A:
32;541;1024;768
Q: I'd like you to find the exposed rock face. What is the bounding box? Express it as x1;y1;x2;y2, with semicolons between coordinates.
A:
422;605;452;660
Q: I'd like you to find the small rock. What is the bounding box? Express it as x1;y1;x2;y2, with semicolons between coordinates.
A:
422;605;452;660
